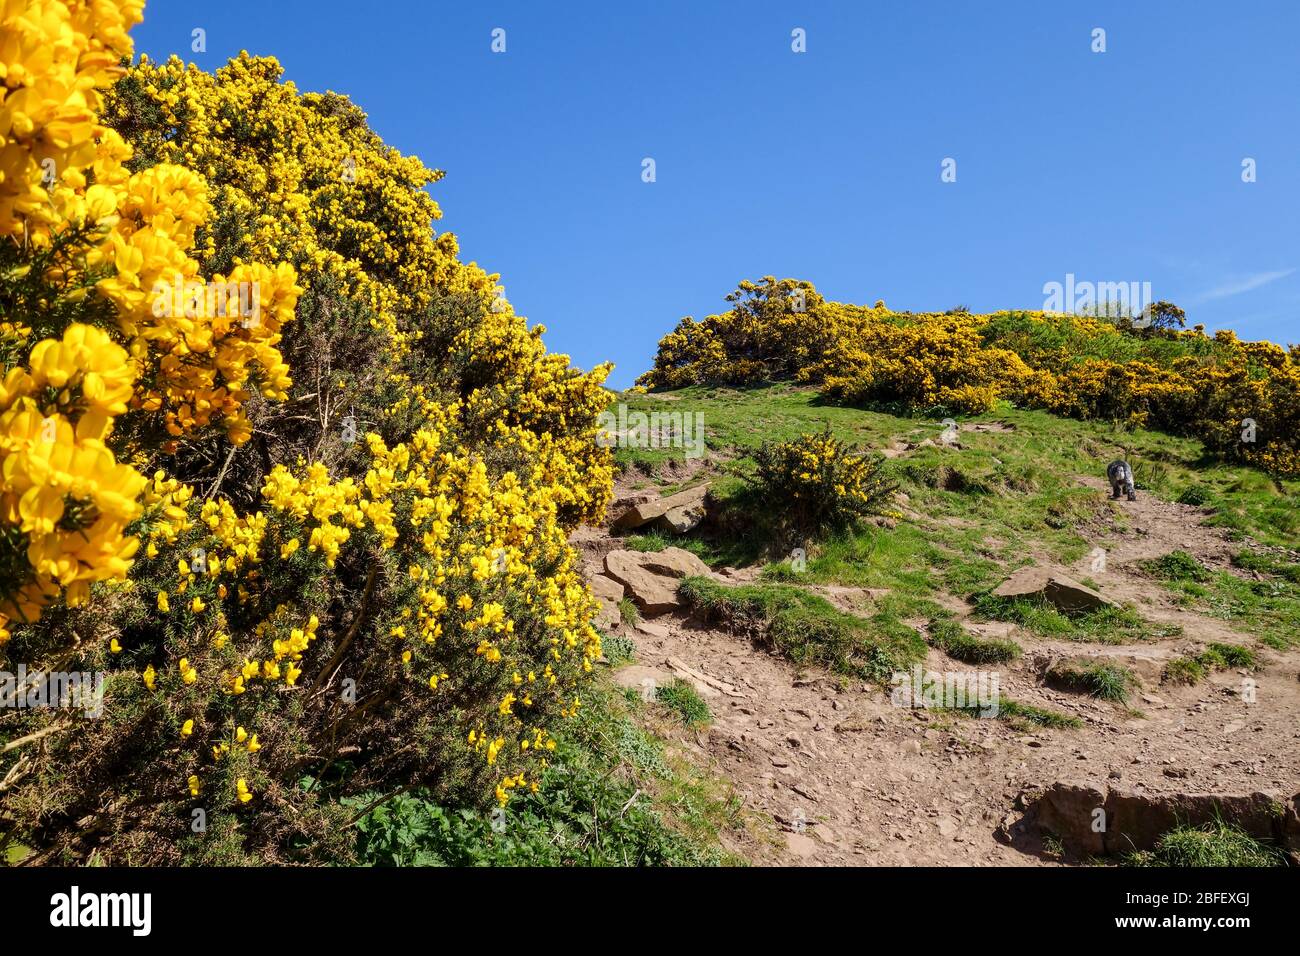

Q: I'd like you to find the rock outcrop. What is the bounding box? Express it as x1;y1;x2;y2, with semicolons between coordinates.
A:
612;483;709;534
993;566;1117;613
587;572;625;629
1013;780;1300;857
603;546;711;616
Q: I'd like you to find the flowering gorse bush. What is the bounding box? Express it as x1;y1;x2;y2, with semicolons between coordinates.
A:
1;1;612;864
639;278;1300;479
745;429;899;539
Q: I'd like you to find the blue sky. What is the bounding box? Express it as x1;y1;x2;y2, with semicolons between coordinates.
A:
133;0;1300;388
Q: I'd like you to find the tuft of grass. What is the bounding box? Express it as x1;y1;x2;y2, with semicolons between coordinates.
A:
617;597;639;627
1204;642;1257;668
655;678;711;727
1163;642;1256;685
1126;821;1286;867
939;697;1081;729
1176;485;1212;506
972;593;1164;644
998;700;1082;729
622;530;712;560
926;616;1021;664
1162;656;1207;685
1046;661;1138;703
1141;549;1210;583
677;576;926;683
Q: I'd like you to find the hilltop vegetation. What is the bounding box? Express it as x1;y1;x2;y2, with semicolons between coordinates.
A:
637;277;1300;479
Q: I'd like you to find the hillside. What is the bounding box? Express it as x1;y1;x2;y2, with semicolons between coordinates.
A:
575;382;1300;865
2;4;1296;874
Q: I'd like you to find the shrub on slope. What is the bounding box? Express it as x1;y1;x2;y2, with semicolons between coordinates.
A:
0;1;611;864
637;277;1300;479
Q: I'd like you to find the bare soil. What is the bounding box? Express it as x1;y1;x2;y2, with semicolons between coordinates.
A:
578;465;1300;866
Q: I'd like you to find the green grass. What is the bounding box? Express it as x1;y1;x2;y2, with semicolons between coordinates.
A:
677;576;926;683
609;382;1295;669
617;597;639;628
1126;821;1286;867
1046;661;1138;703
1163;642;1257;685
656;679;711;727
1232;548;1300;583
621;530;710;559
926;616;1021;664
972;593;1168;644
612;385;1299;554
762;524;946;597
998;700;1083;729
1162;656;1208;686
1141;551;1300;651
938;697;1082;730
1140;550;1210;583
348;681;748;866
1201;572;1300;650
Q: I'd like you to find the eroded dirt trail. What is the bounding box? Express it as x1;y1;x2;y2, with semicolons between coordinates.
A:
575;473;1300;866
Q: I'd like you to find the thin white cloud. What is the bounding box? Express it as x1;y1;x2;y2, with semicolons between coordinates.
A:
1196;268;1295;302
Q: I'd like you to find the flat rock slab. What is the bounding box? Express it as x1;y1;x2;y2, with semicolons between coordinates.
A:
993;566;1117;613
613;483;709;530
604;547;712;616
587;573;624;603
634;619;671;639
584;573;625;629
655;502;706;534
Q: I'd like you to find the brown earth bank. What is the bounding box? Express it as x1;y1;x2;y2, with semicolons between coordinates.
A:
570;463;1300;867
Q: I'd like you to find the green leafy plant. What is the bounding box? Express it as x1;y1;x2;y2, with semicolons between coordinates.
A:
656;679;711;727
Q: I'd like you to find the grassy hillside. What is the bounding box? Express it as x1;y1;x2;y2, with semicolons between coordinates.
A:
613;384;1300;652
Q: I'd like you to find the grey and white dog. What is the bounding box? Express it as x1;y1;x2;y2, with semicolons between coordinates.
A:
1107;459;1136;501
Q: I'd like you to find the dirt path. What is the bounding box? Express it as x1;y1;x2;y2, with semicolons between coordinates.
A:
576;470;1300;866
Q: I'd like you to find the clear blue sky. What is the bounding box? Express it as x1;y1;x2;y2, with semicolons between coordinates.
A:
133;0;1300;388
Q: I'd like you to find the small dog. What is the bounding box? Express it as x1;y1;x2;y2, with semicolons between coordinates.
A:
1107;459;1136;501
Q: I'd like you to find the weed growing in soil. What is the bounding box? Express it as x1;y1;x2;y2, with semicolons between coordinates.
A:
1126;821;1286;867
656;679;712;727
1141;550;1210;582
349;682;744;866
1046;661;1138;703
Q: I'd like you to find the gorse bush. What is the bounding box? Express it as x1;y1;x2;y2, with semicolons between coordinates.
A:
819;315;1035;415
638;277;1300;479
744;428;898;538
0;1;613;864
